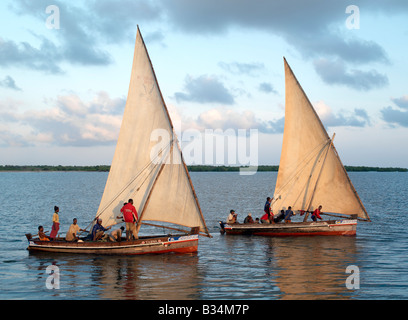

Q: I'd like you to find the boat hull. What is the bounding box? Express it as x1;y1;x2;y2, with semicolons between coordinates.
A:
222;220;357;237
26;234;199;255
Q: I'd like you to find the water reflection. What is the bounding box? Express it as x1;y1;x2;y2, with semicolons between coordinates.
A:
210;234;359;299
28;252;202;300
270;237;358;299
26;230;360;299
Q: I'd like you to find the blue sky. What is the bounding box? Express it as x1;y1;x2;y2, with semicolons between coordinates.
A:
0;0;407;167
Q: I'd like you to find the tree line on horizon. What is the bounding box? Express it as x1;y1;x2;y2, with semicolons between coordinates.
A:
0;165;407;172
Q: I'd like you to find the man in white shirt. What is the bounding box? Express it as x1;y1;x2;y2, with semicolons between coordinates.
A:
65;218;86;241
227;210;238;224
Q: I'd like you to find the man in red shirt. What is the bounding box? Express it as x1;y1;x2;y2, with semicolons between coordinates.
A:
120;199;138;240
311;205;323;221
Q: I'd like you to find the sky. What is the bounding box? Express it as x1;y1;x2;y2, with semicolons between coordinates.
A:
0;0;407;168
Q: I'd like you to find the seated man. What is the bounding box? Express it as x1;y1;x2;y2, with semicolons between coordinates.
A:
227;210;238;224
273;210;285;223
261;211;274;224
66;218;86;241
91;218;111;241
244;213;254;224
109;226;125;242
311;205;323;221
260;212;270;224
38;226;50;241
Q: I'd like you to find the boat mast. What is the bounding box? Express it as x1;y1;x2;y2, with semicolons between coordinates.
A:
135;157;168;235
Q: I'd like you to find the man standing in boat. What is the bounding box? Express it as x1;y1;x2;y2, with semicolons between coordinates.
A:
262;197;274;223
50;206;60;240
264;197;272;215
120;199;138;240
284;206;295;223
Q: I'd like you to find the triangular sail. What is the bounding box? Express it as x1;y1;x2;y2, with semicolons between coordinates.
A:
272;58;370;221
95;27;211;236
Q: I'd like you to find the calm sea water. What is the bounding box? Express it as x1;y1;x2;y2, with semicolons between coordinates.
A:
0;171;407;300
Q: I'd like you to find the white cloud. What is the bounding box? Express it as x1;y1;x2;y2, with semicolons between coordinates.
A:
0;91;125;147
168;104;283;134
313;101;370;127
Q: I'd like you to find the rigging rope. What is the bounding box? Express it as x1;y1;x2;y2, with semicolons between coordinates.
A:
273;139;331;209
85;138;174;230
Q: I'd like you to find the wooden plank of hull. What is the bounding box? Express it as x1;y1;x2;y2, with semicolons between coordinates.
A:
27;234;198;255
223;220;357;237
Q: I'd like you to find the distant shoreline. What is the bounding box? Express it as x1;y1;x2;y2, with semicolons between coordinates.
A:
0;165;407;172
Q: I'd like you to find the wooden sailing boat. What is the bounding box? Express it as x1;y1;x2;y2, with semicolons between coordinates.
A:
26;27;211;254
222;58;370;236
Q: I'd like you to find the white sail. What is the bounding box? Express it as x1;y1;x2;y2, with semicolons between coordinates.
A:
95;27;210;236
272;58;370;221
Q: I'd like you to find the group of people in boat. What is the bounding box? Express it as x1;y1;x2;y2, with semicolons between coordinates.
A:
36;199;140;242
226;197;324;225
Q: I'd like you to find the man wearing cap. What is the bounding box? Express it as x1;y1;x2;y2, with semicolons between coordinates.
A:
227;210;238;224
91;218;111;241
